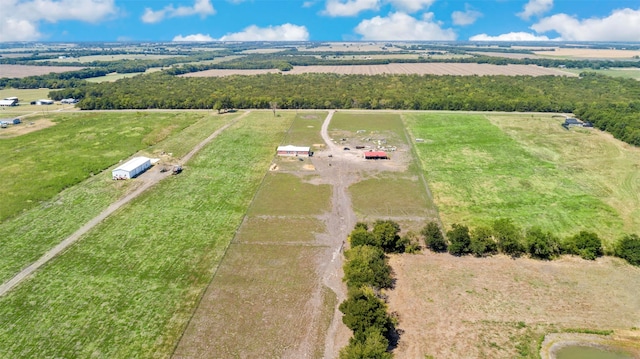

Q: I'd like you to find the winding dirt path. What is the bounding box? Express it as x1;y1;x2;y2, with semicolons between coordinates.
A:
0;112;248;297
316;110;359;359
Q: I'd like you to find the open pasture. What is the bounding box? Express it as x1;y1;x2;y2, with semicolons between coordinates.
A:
533;48;640;59
48;54;183;63
0;112;230;284
0;87;53;105
405;113;640;243
0;111;200;222
387;252;640;359
0;111;291;358
0;64;85;78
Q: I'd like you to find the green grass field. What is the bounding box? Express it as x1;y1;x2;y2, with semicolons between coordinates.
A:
0;111;292;358
0;111;202;222
0;88;52;105
405;112;640;243
563;68;640;80
0;112;231;283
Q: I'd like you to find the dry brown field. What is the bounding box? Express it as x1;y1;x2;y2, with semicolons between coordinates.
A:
471;51;543;59
534;48;640;59
183;63;575;77
0;64;85;78
387;252;640;359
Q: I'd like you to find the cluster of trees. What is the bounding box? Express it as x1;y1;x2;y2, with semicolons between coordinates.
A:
0;68;109;89
60;72;640;146
340;220;417;359
422;219;640;265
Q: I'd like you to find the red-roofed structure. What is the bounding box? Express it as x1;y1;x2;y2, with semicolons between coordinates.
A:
364;151;388;160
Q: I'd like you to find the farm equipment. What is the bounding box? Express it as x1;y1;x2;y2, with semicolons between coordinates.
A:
172;165;183;175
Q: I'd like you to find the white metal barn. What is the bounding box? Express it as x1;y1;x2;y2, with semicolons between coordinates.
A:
276;145;311;157
112;157;152;180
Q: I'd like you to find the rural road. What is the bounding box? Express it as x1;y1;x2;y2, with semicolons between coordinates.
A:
0;111;248;297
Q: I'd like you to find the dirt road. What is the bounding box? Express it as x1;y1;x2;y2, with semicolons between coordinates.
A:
0;112;247;297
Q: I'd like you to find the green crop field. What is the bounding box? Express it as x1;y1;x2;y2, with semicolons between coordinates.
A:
0;112;230;283
0;111;292;358
0;111;202;222
405;112;640;243
563;68;640;80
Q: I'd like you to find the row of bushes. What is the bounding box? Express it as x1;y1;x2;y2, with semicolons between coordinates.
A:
339;221;410;358
422;219;640;265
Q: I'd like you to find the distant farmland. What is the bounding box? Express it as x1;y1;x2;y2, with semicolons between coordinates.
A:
0;64;85;78
182;63;575;77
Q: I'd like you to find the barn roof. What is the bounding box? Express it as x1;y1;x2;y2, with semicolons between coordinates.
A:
114;157;151;172
277;145;310;152
365;151;388;157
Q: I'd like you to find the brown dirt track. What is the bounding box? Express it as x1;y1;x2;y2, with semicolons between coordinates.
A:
0;64;85;78
182;63;575;77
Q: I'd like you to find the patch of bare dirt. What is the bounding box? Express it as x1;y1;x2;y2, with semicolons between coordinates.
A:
0;118;55;138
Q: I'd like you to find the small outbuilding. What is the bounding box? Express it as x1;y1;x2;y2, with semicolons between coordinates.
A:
0;99;18;107
276;145;311;157
35;99;54;105
112;157;152;180
364;151;388;160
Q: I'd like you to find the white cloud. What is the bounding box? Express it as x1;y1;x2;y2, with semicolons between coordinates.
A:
218;24;310;41
173;33;215;41
387;0;435;13
469;32;553;41
141;0;215;24
323;0;379;17
303;1;316;7
518;0;553;20
451;5;482;26
355;12;456;40
0;0;117;41
531;8;640;41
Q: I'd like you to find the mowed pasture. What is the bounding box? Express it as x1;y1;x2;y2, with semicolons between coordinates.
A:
0;113;230;284
405;112;640;244
0;111;291;358
0;64;85;78
174;113;335;358
0;111;199;222
183;63;575;77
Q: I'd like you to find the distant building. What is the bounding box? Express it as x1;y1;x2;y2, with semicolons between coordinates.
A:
35;99;54;105
112;157;152;180
364;151;388;160
276;145;311;157
61;98;79;104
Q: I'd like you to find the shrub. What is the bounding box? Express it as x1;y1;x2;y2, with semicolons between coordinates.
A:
373;219;405;253
339;327;392;359
563;231;603;260
343;246;392;290
401;231;421;254
615;234;640;266
350;227;380;248
447;223;471;256
493;218;525;257
470;225;497;257
525;227;561;260
421;221;447;252
339;287;393;343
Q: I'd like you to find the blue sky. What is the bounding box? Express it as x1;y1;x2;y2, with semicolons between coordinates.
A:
1;0;640;42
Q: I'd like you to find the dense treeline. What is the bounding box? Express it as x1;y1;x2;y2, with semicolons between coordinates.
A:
0;68;108;89
60;72;640;146
339;220;419;358
422;219;640;265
